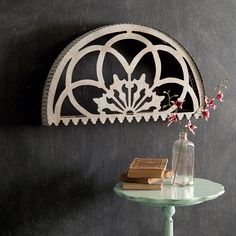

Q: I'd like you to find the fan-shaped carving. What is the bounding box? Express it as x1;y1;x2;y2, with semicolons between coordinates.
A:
42;24;205;126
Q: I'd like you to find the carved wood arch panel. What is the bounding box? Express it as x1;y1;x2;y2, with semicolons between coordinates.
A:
42;24;205;125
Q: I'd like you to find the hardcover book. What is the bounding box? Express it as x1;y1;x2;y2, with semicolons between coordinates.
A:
119;173;163;184
122;182;163;190
127;158;168;178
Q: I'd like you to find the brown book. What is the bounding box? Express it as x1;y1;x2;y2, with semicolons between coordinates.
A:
164;169;172;178
119;173;163;184
122;182;163;190
127;158;168;178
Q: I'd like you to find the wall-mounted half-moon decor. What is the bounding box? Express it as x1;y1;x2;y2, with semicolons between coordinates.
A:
42;24;205;126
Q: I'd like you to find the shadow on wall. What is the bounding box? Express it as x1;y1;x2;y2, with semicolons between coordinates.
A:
1;168;114;235
0;23;103;125
0;23;118;235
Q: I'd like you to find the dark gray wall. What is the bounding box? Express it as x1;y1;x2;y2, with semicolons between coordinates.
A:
0;0;235;235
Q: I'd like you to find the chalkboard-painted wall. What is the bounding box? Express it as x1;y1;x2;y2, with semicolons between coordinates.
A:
0;1;235;235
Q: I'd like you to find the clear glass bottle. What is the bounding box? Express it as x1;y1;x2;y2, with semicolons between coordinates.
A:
171;131;194;186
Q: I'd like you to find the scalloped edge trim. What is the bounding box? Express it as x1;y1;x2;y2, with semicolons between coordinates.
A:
43;112;202;126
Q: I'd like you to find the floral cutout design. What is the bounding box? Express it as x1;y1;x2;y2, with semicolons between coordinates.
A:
42;24;205;126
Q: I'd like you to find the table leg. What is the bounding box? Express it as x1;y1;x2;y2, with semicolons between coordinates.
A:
162;206;175;236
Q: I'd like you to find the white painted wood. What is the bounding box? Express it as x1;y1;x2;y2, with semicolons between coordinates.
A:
42;24;205;126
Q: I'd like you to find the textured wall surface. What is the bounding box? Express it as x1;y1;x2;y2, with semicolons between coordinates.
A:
0;1;235;235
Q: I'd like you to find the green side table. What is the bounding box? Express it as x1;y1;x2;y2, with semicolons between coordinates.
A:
114;178;224;236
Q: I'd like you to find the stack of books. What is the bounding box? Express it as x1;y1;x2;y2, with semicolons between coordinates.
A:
119;158;171;190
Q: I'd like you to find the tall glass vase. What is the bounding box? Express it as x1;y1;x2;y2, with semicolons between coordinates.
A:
171;130;194;186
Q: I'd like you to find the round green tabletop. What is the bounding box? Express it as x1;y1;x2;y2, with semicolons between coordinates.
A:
114;178;224;236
